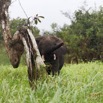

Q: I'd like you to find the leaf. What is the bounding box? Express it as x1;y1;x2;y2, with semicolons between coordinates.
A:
35;20;38;25
39;16;45;19
37;18;41;23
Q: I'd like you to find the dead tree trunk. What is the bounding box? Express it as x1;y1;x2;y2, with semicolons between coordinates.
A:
0;0;13;60
18;26;46;88
0;0;46;89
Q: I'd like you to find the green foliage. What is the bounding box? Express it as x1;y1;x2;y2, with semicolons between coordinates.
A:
0;62;103;102
49;6;103;63
10;17;26;34
0;46;10;65
33;14;44;25
10;17;40;37
69;7;103;62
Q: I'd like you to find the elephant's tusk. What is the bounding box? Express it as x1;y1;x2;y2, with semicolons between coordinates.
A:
42;55;45;61
53;54;56;60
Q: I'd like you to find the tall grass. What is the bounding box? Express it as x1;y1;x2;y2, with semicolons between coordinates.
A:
0;62;103;103
0;46;103;103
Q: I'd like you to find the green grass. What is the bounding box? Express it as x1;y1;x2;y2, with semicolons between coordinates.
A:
0;46;103;103
0;61;103;103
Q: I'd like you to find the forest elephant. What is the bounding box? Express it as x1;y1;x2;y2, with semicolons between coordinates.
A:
36;35;67;75
9;35;67;75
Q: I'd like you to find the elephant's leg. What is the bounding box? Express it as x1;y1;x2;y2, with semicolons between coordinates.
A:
46;67;51;75
53;55;64;75
58;70;60;75
58;55;64;70
57;55;64;75
51;59;59;75
44;62;52;75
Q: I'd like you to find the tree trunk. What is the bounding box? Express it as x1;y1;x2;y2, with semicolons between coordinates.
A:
0;0;46;89
0;0;13;59
18;26;46;89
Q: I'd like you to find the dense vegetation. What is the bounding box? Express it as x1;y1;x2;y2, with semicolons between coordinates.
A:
0;49;103;102
50;7;103;63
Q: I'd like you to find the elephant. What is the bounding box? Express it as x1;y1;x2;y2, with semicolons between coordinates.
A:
36;35;67;75
9;34;67;75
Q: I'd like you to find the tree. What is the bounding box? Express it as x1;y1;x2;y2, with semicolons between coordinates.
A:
49;6;103;62
0;0;46;89
65;7;103;62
